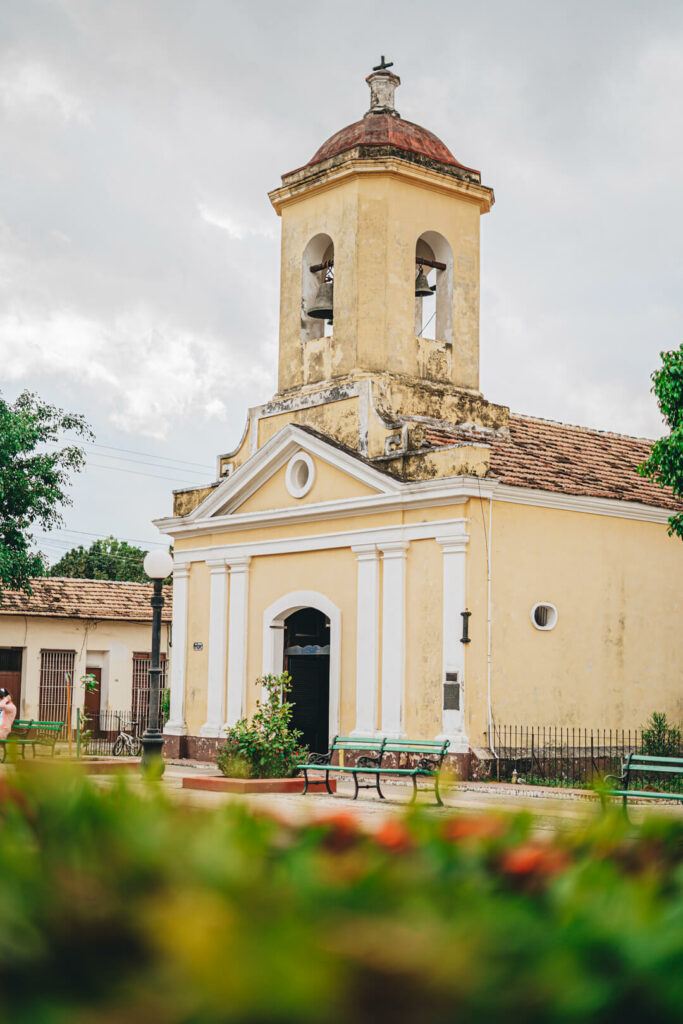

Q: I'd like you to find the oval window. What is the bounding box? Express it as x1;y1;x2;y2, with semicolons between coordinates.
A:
285;452;315;499
530;602;558;631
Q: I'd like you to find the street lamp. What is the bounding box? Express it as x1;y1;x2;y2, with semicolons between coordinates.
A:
142;549;174;777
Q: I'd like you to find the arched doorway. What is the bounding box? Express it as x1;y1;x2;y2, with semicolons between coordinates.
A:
284;607;330;754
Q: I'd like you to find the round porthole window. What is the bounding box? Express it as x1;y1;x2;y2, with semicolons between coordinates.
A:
531;602;558;631
285;452;315;499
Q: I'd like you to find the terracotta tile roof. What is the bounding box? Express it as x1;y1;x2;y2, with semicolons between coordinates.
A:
0;578;173;622
426;413;682;511
305;113;477;173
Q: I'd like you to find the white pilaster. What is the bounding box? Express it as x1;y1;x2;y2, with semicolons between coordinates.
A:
436;533;469;748
379;541;408;737
200;559;229;737
351;544;380;736
164;562;189;735
224;556;251;729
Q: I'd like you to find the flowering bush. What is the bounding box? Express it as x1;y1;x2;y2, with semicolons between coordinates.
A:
0;768;681;1022
214;671;307;778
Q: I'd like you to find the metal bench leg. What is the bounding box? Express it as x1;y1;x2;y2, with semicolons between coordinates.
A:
325;768;332;795
434;774;443;807
302;769;309;795
376;776;385;800
409;775;418;803
353;773;360;800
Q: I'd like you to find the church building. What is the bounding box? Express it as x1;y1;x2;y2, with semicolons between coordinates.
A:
155;63;682;765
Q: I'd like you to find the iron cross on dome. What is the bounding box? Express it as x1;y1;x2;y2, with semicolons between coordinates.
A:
372;56;394;71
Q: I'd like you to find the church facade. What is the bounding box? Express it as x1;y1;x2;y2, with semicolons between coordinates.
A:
155;64;682;764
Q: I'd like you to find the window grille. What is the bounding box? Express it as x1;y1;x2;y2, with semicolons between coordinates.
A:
131;654;167;730
39;650;75;734
0;648;22;672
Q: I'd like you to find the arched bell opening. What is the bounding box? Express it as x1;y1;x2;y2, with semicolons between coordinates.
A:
283;607;330;754
301;233;334;342
414;231;453;344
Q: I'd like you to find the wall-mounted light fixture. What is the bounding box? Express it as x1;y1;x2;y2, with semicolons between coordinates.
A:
460;609;471;645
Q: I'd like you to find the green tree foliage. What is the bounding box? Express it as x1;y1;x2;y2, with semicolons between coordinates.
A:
215;672;307;778
0;770;682;1022
639;343;683;537
641;711;682;757
50;535;149;582
0;390;91;595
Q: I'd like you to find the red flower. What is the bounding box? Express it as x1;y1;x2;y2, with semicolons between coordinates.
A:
374;820;413;852
501;843;569;877
442;815;506;842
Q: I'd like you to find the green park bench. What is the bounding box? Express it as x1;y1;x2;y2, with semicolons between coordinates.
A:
603;753;683;810
298;736;451;805
0;720;65;762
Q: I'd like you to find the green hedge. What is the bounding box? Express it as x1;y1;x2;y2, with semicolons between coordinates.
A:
0;768;681;1022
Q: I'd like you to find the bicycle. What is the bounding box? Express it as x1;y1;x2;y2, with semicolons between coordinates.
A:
113;716;142;757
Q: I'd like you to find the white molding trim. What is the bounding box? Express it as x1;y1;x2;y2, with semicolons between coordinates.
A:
164;518;469;565
200;559;229;737
262;589;341;741
224;557;252;729
164;560;189;736
351;544;380;737
378;541;409;738
492;483;674;524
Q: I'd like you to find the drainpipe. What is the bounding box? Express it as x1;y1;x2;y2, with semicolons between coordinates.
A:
487;495;497;758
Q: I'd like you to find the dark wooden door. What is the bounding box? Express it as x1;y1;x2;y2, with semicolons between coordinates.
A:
287;655;330;755
84;666;102;734
0;648;22;716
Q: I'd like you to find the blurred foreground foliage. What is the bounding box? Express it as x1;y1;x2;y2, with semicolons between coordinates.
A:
0;768;681;1023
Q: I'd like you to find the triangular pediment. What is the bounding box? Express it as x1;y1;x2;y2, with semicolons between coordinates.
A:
183;424;402;523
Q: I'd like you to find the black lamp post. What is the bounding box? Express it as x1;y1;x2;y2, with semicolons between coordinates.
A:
141;549;173;778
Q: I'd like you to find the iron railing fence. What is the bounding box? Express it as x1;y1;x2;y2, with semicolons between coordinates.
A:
76;694;169;757
491;725;683;791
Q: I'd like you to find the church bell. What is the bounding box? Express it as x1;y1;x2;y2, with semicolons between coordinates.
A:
415;266;433;298
307;277;334;321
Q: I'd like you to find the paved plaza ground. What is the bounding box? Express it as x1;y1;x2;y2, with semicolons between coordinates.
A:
157;760;679;832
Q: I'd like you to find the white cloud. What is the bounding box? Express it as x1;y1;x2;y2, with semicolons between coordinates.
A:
197;202;276;240
0;58;89;122
0;306;272;439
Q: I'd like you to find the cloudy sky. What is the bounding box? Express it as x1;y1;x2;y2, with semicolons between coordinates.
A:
1;0;682;562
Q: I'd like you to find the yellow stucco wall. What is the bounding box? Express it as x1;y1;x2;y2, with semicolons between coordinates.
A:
0;615;170;720
236;453;378;515
275;166;484;394
174;483;682;744
482;501;683;731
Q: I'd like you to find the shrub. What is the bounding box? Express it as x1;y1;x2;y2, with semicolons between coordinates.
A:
215;671;307;779
0;768;681;1022
641;711;682;756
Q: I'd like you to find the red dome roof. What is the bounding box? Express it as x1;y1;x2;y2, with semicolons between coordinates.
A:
306;112;477;174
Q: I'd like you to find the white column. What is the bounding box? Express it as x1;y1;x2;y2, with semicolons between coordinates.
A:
164;561;189;735
200;559;229;737
379;541;408;738
351;544;380;736
436;533;469;747
224;556;251;729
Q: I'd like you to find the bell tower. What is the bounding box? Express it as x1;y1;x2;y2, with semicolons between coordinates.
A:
207;61;509;490
269;60;495;399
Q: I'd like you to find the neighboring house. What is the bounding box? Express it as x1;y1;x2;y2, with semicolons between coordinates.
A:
154;64;683;764
0;578;172;731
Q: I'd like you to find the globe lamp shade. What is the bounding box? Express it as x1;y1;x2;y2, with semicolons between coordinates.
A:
143;550;174;580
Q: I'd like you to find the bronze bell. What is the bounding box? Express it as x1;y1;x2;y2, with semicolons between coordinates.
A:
415;266;433;298
307;278;334;321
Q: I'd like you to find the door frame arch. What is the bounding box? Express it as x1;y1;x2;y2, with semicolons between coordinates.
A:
262;590;341;739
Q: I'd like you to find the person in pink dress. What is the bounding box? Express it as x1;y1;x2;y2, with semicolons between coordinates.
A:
0;689;17;740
